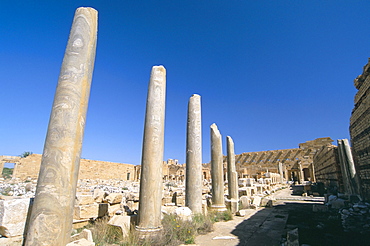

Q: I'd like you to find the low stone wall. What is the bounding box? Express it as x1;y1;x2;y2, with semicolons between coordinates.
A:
11;154;136;181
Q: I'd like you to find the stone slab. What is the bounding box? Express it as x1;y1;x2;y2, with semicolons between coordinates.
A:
0;198;31;237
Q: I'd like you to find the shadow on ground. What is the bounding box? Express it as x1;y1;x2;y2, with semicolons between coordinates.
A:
231;201;370;246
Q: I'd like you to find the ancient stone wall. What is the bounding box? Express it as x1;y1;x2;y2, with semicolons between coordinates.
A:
230;138;333;181
313;145;343;192
6;154;136;181
350;59;370;200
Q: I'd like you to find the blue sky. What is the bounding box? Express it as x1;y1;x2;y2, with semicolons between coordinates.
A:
1;1;369;165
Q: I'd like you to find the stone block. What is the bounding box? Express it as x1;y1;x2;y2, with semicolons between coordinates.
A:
108;203;121;216
108;215;131;237
66;238;95;246
175;207;192;221
98;203;108;217
286;228;299;246
260;198;273;207
0;198;31;237
105;193;123;204
239;196;250;209
70;229;94;243
126;201;138;211
176;196;185;206
0;236;23;245
74;204;99;219
252;196;262;207
236;209;248;217
76;194;95;205
93;189;105;203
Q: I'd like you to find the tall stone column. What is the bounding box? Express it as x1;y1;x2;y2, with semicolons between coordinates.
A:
185;94;203;214
210;124;227;211
309;163;316;183
25;7;97;246
226;136;238;213
338;139;360;195
298;162;304;184
278;162;284;184
136;66;166;232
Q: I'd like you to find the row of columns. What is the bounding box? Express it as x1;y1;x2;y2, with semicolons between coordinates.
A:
24;6;239;243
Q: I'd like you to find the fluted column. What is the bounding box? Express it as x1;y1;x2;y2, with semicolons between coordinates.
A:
185;94;203;214
136;66;166;232
226;136;238;213
25;7;97;246
210;123;226;211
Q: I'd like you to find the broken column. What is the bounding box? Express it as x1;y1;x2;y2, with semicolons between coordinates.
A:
226;136;238;213
210;124;227;211
136;66;166;232
185;94;203;214
25;7;97;246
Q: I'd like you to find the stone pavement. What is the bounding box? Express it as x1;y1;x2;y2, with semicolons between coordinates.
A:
195;186;322;246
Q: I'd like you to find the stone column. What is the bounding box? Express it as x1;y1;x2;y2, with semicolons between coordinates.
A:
338;139;360;195
278;162;284;184
24;7;97;246
309;163;316;183
298;162;304;184
185;94;203;214
342;139;360;193
0;162;4;177
210;123;227;211
136;66;166;232
337;140;351;194
226;136;238;213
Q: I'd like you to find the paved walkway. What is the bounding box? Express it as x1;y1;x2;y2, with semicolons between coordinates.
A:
195;186;322;246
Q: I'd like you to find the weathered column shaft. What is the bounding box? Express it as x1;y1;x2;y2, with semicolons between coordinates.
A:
137;66;166;232
278;162;284;184
25;7;97;246
338;139;360;195
337;140;351;194
185;94;203;214
226;136;238;200
298;163;304;184
226;136;238;213
210;124;226;211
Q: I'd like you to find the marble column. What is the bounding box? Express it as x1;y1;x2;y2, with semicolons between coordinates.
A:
185;94;203;214
338;139;360;195
309;163;316;183
24;7;97;246
342;139;360;194
226;136;238;213
136;66;166;232
298;162;304;184
278;162;284;184
210;123;227;211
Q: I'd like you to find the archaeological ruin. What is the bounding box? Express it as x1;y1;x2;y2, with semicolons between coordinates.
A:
2;5;370;246
350;58;370;201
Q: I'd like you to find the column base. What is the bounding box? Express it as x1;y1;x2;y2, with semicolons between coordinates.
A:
135;225;162;238
210;204;227;212
135;225;162;232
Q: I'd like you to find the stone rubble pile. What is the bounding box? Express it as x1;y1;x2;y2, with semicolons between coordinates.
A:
339;202;370;233
0;178;36;198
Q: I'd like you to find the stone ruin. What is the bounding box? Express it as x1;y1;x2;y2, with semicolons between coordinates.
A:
2;5;370;246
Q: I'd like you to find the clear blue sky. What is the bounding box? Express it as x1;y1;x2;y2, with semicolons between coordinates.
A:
1;1;368;165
